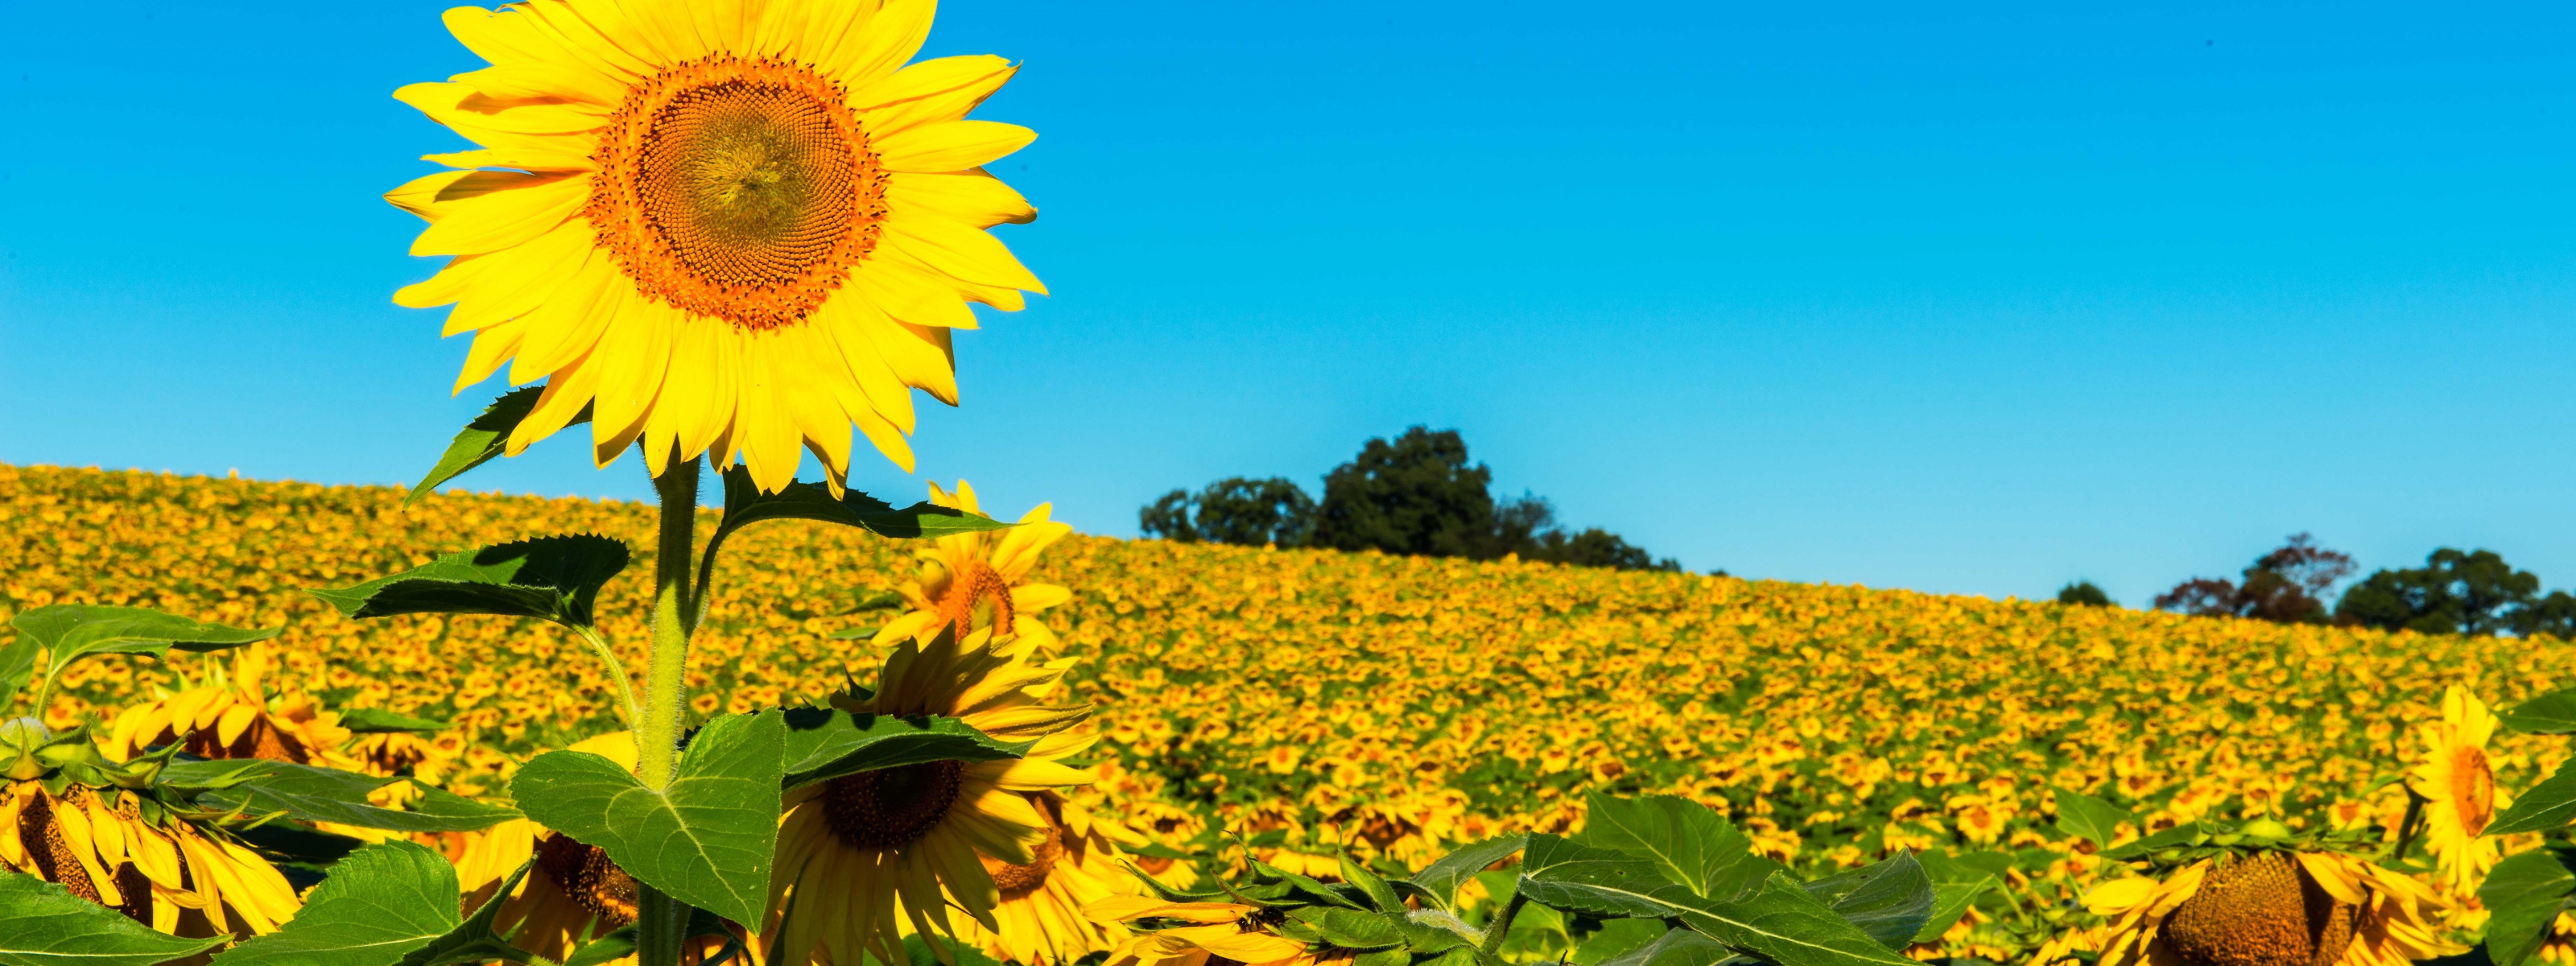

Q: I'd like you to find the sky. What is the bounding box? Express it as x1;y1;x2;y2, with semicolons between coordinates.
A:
5;1;2576;605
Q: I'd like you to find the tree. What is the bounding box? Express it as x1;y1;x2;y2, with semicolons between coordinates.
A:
2335;548;2544;637
1530;527;1682;572
1137;477;1316;547
2057;581;2112;607
1311;427;1498;558
2153;534;2354;623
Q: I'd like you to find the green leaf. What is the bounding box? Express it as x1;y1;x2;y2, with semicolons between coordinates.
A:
2050;789;2133;848
2494;764;2576;836
0;638;36;700
308;535;629;628
1519;836;1913;966
1799;853;1933;950
902;932;1008;966
1249;858;1365;910
1516;835;1683;919
1596;928;1741;966
407;386;590;507
778;709;1027;789
1414;834;1527;909
2504;687;2576;735
716;464;1014;540
1290;908;1405;950
209;840;460;966
10;605;279;683
1576;793;1777;900
513;711;783;926
0;870;230;966
560;906;732;966
2483;848;2576;966
2097;823;2205;862
336;708;454;734
1571;919;1673;966
1909;876;1995;944
1342;852;1402;913
163;759;520;832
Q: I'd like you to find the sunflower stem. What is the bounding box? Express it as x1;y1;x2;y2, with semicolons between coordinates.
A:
634;883;691;966
1480;890;1530;957
637;456;702;966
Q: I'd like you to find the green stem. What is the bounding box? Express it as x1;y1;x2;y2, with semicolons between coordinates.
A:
1480;890;1530;957
572;624;644;732
636;456;700;966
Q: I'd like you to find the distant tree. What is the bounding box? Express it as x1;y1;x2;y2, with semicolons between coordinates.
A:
2519;591;2576;640
2336;548;2544;637
2057;581;2112;607
1530;527;1682;572
2153;534;2353;623
1136;477;1316;547
1311;427;1498;558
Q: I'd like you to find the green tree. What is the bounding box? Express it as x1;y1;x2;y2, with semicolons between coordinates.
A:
2153;534;2353;623
1137;477;1316;547
2335;547;2545;636
2057;581;2112;606
1311;427;1499;558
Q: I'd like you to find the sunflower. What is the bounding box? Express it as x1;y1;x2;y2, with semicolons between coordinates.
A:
2086;851;2458;966
1084;897;1315;966
943;792;1139;966
2409;685;2504;896
873;481;1075;654
0;780;302;937
103;643;357;769
768;626;1096;965
389;0;1045;492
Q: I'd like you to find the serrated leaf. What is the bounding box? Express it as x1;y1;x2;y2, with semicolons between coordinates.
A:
210;840;460;966
1516;835;1682;919
1910;876;1994;944
1597;928;1740;966
336;708;454;734
10;605;279;687
1800;853;1933;950
1520;836;1913;966
407;386;589;506
1572;919;1671;966
1414;834;1527;910
308;535;629;628
1342;852;1402;913
0;869;231;966
779;709;1026;789
716;464;1013;541
1577;793;1777;900
2483;848;2576;966
0;638;35;700
1291;908;1405;950
513;711;782;925
2050;789;2132;848
164;759;519;832
2504;687;2576;735
2493;765;2576;836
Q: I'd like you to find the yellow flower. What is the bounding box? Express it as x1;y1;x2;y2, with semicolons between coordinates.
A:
389;0;1046;491
768;628;1097;964
103;643;357;769
874;481;1075;652
2408;685;2503;896
0;781;301;938
447;732;700;964
1085;897;1315;966
2085;851;2458;966
945;792;1139;966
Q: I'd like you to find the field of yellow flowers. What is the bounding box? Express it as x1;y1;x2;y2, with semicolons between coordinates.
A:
7;461;2569;960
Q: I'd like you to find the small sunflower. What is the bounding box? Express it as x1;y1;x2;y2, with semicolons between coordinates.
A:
873;481;1075;653
0;780;302;937
768;627;1096;965
1084;897;1315;966
2408;685;2504;896
103;643;357;769
2087;851;2457;966
945;792;1139;966
390;0;1045;491
449;732;704;964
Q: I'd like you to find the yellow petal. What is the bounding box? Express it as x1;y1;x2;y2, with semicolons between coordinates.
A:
876;120;1038;174
886;171;1035;230
811;0;933;88
852;56;1015;137
407;174;589;257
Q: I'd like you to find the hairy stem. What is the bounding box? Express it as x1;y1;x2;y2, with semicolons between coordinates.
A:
1480;890;1530;957
636;456;700;966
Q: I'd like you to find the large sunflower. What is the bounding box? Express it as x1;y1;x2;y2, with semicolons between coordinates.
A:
873;481;1075;653
944;791;1138;966
0;781;301;938
768;626;1096;965
2086;851;2456;966
390;0;1045;491
2409;685;2504;896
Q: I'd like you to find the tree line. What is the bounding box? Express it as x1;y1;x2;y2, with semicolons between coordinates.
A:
2056;533;2576;638
1140;426;1684;572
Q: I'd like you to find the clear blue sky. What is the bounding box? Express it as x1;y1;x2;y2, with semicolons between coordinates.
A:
6;2;2575;604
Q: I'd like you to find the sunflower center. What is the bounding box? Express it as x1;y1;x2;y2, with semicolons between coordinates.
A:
935;560;1017;642
985;807;1066;896
2454;746;2496;836
2164;852;2355;966
591;56;886;332
536;832;638;926
824;760;966;851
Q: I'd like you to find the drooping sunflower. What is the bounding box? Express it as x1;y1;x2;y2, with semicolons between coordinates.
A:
1084;897;1316;966
2087;851;2457;966
768;626;1096;965
2409;685;2504;896
943;792;1139;966
873;481;1075;653
0;780;302;937
390;0;1045;492
103;643;357;769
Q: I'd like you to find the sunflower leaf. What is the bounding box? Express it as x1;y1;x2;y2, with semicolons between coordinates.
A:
1414;834;1529;910
0;869;231;966
1571;919;1674;966
1799;852;1933;950
337;708;454;734
2050;789;2133;848
407;386;589;507
2505;687;2576;735
9;605;279;688
512;710;783;926
165;759;521;833
2483;848;2576;966
1909;875;1995;944
715;464;1013;540
208;840;461;966
307;535;629;628
1576;793;1776;900
1519;837;1916;966
1596;928;1744;966
778;708;1028;790
2493;763;2576;836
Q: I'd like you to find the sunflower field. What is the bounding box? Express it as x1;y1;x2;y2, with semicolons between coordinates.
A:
10;460;2574;963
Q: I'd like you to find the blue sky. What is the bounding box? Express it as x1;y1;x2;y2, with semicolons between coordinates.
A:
6;2;2575;604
